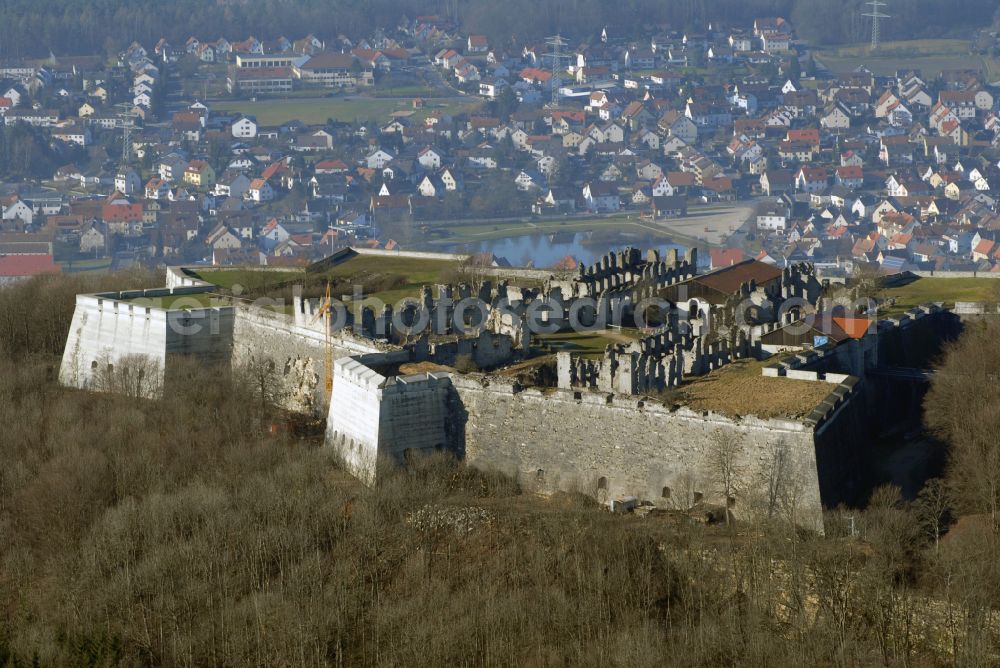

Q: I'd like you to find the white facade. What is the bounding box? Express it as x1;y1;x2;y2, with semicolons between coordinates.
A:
231;117;258;139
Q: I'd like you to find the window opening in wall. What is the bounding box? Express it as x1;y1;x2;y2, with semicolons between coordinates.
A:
597;476;608;491
661;486;671;499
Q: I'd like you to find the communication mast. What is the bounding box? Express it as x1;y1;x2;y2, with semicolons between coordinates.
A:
545;34;569;107
862;0;890;50
114;103;140;166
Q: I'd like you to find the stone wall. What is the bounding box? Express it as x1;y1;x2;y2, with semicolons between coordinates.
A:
448;376;826;533
59;290;233;397
327;354;453;483
232;301;389;415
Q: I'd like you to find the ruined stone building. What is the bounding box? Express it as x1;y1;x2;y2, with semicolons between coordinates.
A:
60;247;929;534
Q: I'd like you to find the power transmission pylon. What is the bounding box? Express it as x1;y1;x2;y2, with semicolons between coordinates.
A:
862;0;890;50
114;103;140;167
545;34;569;107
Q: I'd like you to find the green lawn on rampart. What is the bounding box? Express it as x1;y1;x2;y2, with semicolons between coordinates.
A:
881;277;999;316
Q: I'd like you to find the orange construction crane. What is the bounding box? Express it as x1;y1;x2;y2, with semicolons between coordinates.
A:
308;282;334;401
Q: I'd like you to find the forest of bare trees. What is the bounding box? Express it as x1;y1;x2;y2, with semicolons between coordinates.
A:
0;272;999;666
0;0;995;58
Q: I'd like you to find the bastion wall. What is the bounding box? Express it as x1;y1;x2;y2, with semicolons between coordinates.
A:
449;377;827;532
59;288;234;396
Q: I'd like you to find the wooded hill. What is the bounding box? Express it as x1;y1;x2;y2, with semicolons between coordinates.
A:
0;0;996;58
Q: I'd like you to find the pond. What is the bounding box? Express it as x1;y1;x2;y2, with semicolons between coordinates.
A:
438;231;687;269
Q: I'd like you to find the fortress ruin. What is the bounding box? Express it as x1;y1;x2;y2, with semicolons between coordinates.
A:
58;247;950;533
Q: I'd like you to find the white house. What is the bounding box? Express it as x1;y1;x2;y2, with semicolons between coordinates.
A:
417;147;442;170
247;178;275;202
756;204;789;232
582;182;620;212
115;169;142;195
2;199;33;225
366;150;394;169
231;116;258;139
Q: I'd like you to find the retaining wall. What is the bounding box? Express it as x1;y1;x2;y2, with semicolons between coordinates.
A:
448;376;826;533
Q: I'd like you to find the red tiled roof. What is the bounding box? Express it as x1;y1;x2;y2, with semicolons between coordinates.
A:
832;315;875;339
0;255;60;278
786;128;820;145
709;248;745;268
101;203;144;222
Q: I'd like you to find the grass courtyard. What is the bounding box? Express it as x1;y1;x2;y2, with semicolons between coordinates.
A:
535;328;641;358
192;254;462;311
676;356;835;419
119;292;226;310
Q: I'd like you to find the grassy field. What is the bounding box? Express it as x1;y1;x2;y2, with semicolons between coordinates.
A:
881;276;1000;315
815;39;1000;78
535;328;641;358
194;256;462;308
323;254;461;306
58;258;113;273
677;356;834;419
212;95;482;125
191;268;305;292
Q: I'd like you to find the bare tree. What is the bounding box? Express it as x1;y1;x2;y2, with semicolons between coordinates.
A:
915;477;951;552
707;429;744;524
236;353;285;425
851;261;884;309
760;438;790;520
440;254;492;291
92;353;162;399
925;319;1000;526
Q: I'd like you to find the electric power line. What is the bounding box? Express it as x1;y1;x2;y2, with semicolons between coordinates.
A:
862;0;890;50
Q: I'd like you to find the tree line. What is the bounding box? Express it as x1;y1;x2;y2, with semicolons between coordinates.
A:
0;0;996;58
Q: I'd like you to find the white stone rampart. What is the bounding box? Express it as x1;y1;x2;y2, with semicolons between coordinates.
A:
59;289;233;396
165;266;215;290
327;355;452;483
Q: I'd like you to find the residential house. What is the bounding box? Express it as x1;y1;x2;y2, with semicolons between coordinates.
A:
183;160;215;187
582;182;621;212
